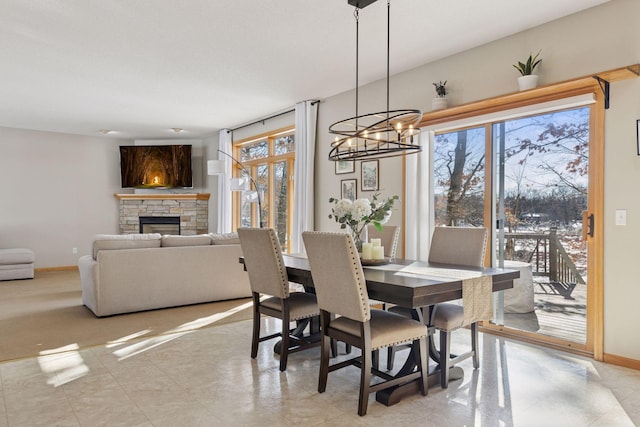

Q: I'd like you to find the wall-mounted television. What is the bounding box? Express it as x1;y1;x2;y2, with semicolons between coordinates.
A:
119;145;193;188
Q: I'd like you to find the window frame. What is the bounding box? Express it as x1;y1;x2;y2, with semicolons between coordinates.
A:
232;125;295;252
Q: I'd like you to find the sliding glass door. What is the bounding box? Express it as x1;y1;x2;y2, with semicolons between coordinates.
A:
432;105;593;349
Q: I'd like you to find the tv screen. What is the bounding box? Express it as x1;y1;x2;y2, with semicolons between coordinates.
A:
119;145;193;188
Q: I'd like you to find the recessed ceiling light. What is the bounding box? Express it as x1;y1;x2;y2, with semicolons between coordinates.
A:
99;129;113;134
171;128;184;133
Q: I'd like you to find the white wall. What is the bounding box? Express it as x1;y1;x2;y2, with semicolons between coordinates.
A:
315;0;640;360
0;127;213;268
0;127;126;267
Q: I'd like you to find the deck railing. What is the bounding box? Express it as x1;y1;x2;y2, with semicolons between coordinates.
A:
503;227;585;286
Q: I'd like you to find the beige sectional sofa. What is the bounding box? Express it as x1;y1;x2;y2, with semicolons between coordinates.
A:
78;233;251;317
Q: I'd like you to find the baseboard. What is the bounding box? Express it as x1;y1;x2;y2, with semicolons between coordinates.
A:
35;266;78;273
603;353;640;371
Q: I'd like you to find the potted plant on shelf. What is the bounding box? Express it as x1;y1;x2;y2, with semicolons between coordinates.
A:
432;80;448;110
513;50;542;91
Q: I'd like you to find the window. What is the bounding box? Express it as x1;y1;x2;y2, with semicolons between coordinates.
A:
433;126;487;227
232;126;295;252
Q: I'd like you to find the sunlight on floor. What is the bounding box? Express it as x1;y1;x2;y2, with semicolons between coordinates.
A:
111;300;254;360
38;344;89;387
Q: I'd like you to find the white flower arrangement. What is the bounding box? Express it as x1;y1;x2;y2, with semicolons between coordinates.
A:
328;193;399;249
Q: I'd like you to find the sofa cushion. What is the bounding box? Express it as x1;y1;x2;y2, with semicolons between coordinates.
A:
161;234;212;247
0;248;35;265
209;232;241;245
93;233;162;259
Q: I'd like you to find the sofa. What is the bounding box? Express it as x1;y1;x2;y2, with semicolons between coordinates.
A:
0;248;35;281
78;233;251;317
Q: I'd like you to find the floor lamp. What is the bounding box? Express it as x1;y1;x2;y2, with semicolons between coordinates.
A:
207;150;263;228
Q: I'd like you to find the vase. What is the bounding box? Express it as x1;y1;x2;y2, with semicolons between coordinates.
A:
350;226;368;253
517;75;539;91
431;96;447;111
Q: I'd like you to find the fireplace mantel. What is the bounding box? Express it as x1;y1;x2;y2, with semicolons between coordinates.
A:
115;193;210;201
115;193;210;235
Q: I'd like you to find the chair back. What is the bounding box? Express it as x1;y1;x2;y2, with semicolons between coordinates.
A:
428;226;487;267
302;231;370;322
238;228;289;299
367;225;400;258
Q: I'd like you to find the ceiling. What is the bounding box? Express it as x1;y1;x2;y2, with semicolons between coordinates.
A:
0;0;609;140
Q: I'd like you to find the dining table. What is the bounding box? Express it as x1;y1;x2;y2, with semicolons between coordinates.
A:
241;254;520;406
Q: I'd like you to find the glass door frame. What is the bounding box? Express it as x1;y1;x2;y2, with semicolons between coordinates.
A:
412;83;605;359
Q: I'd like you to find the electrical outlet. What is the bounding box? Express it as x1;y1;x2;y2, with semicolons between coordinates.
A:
72;247;78;254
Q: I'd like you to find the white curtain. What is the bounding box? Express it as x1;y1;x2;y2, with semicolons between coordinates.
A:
217;129;233;234
404;130;432;261
291;100;318;254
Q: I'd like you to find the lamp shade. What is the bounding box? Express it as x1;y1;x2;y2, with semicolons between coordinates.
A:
207;160;225;175
242;191;260;203
230;177;250;191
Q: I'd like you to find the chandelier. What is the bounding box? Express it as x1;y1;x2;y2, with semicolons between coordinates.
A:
329;0;422;161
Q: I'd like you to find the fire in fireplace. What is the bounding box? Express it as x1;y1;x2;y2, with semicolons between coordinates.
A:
139;216;180;235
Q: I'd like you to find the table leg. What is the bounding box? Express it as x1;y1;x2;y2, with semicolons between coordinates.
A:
375;364;464;406
375;308;463;406
273;317;321;354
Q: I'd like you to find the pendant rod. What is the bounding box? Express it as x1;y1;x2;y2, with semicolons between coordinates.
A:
386;0;390;124
355;8;360;131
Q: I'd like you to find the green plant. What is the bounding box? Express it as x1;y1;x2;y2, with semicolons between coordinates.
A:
433;80;447;97
513;50;542;76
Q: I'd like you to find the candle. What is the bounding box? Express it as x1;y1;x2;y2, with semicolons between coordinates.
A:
370;238;382;247
373;246;385;260
362;242;373;260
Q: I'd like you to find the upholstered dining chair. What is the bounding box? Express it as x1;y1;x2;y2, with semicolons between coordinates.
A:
388;226;490;387
238;228;320;372
302;231;429;416
429;226;489;387
366;225;400;258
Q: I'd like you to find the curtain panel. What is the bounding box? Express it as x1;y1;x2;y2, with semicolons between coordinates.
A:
217;129;233;234
291;100;318;254
404;130;431;261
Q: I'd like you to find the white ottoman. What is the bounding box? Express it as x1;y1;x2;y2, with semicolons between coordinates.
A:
503;260;534;313
0;248;35;281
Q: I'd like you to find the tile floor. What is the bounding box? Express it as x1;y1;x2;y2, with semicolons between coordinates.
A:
0;317;639;426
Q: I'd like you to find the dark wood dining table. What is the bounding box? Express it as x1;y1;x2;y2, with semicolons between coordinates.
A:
284;255;519;405
241;255;520;406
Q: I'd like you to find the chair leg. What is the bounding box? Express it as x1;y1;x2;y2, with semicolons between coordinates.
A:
358;344;372;416
471;322;479;369
345;343;352;354
330;338;338;358
279;313;290;372
416;337;428;396
251;296;260;359
318;335;331;393
386;346;395;370
372;349;379;371
439;329;451;388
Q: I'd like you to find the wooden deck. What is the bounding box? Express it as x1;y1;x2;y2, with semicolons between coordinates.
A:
503;278;587;344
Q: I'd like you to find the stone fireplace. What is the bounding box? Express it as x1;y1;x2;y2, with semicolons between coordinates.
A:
115;193;209;235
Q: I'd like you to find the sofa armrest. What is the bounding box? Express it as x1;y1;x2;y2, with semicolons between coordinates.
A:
78;255;99;315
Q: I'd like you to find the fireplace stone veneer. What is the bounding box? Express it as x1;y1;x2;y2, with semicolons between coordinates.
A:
115;193;209;235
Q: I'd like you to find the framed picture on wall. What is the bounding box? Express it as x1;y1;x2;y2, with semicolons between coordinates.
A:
335;160;355;174
361;160;379;191
341;179;357;201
